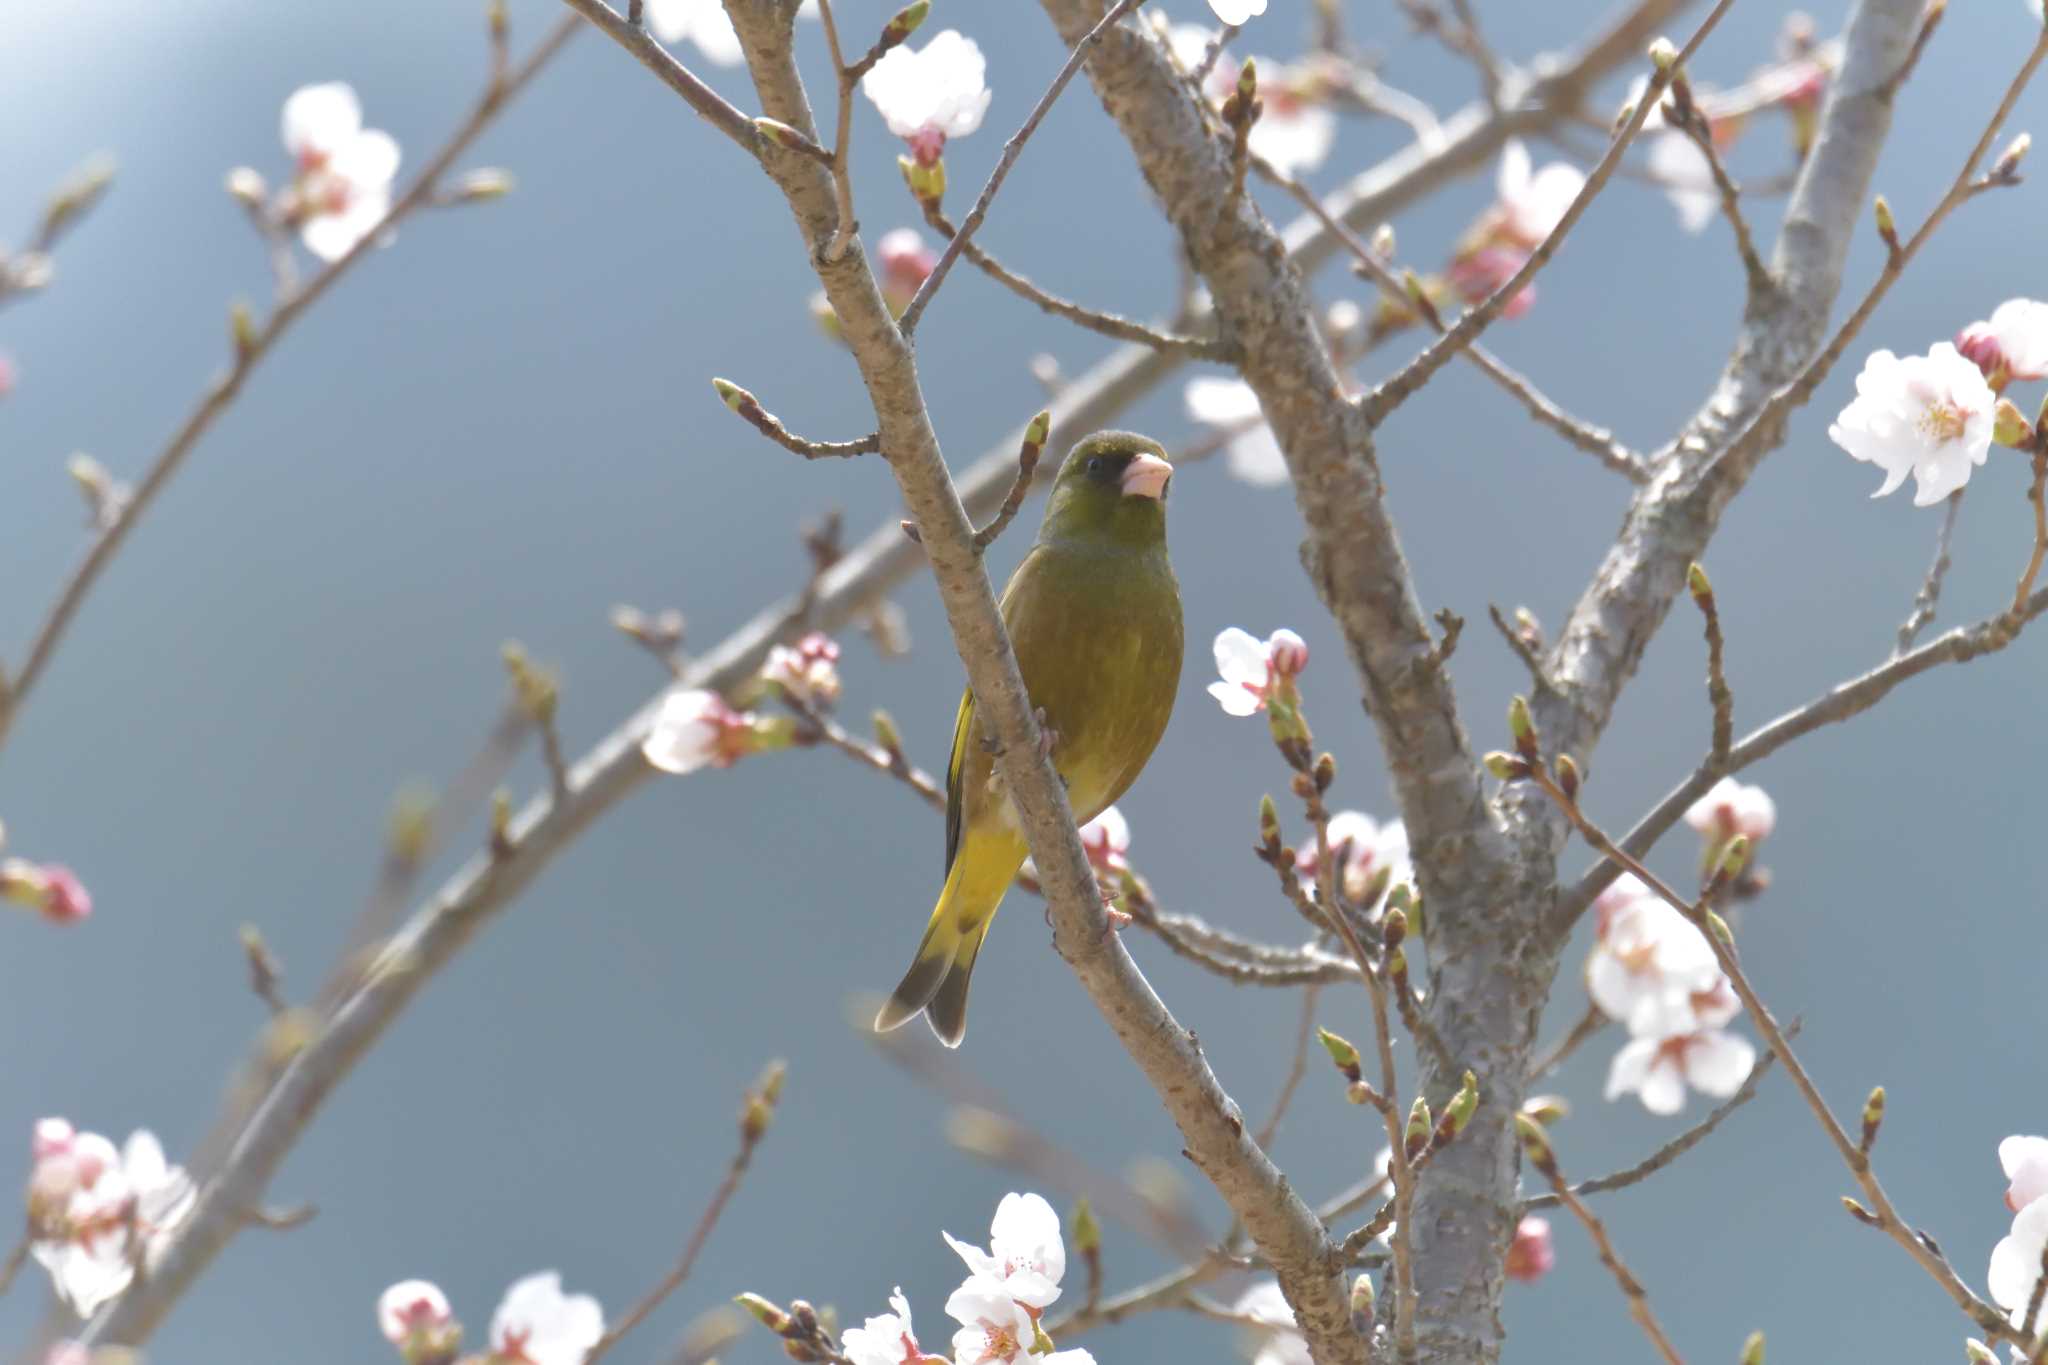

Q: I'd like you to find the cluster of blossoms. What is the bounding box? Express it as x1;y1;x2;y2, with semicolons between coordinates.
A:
837;1192;1094;1365
26;1119;195;1316
227;82;402;264
1586;778;1772;1115
640;631;845;775
376;1271;602;1365
1830;297;2048;506
1987;1136;2048;1353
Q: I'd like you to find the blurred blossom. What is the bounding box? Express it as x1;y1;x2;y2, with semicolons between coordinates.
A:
1505;1215;1555;1283
1586;895;1728;1038
1646;132;1716;233
279;82;399;262
1445;246;1534;320
1829;343;1996;506
876;227;939;314
647;0;817;64
1185;377;1288;487
841;1287;947;1365
1165;27;1333;177
1208;0;1268;23
1491;139;1584;249
489;1272;603;1365
27;1122;193;1317
943;1191;1066;1311
1957;299;2048;388
0;858;92;923
1990;1196;2048;1327
1078;806;1131;880
378;1279;460;1362
1232;1280;1311;1365
763;632;843;707
2002;1136;2048;1214
1683;777;1777;846
1298;811;1411;915
1208;627;1308;717
642;688;756;773
862;31;992;165
1605;1027;1755;1115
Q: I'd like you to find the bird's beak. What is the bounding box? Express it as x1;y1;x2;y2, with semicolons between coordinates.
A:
1120;451;1173;500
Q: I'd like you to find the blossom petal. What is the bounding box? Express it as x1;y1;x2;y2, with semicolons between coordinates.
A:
281;82;362;157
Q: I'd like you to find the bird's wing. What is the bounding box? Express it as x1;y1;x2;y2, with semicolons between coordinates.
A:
943;683;973;875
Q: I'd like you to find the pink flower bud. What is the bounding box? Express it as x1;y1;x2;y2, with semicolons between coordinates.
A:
0;860;92;924
1267;629;1309;678
1505;1216;1555;1282
1447;247;1535;320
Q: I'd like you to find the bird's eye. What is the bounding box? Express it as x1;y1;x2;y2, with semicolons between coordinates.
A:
1086;455;1105;476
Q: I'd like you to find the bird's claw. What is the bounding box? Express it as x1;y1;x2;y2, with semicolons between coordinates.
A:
1034;707;1061;761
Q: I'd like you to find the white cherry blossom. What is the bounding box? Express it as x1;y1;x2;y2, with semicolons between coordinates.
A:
1991;1196;2048;1326
1185;377;1288;486
1494;139;1585;248
280;82;400;262
1957;298;2048;384
2003;1136;2048;1213
862;31;991;164
1208;627;1308;717
841;1287;945;1365
489;1272;603;1365
1605;1028;1755;1115
942;1191;1066;1310
1829;342;1997;506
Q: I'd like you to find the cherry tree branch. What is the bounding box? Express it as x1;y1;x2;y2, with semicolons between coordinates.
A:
1361;0;1736;425
0;15;581;757
53;11;1681;1349
896;0;1146;335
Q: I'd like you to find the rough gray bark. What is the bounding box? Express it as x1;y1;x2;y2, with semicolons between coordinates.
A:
1035;1;1923;1361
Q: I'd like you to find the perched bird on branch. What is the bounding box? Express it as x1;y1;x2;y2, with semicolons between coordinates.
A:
875;431;1184;1047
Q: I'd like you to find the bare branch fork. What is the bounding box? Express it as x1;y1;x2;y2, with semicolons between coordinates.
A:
1360;0;1738;427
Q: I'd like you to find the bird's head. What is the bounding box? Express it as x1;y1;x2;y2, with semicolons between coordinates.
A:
1039;430;1173;550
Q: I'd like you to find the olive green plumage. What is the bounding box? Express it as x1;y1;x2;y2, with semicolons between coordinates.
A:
874;431;1185;1046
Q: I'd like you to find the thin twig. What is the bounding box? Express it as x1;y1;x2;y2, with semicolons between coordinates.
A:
898;0;1146;335
712;378;881;459
0;1237;28;1297
1895;489;1963;656
1689;564;1735;766
1527;1001;1606;1081
921;206;1233;359
814;0;860;262
583;1067;780;1363
1517;1122;1684;1365
1362;0;1738;426
1523;1035;1781;1209
1561;580;2048;931
1488;603;1555;693
1255;985;1323;1150
0;16;582;756
1679;114;1772;296
973;415;1048;551
1272;164;1648;482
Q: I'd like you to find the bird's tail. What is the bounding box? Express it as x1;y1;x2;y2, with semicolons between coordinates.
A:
874;835;1022;1047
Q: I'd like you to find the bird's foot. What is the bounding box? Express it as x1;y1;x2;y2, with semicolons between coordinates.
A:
1034;707;1061;761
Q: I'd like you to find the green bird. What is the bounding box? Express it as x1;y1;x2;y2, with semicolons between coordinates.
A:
875;430;1184;1047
